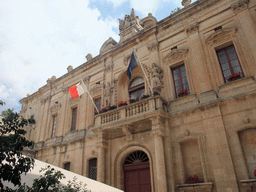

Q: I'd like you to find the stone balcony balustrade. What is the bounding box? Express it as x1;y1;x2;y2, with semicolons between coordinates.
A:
94;95;168;127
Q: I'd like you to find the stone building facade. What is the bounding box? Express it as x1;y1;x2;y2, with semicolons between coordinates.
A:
20;0;256;191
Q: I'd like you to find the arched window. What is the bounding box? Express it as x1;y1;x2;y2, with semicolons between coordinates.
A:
88;158;97;180
64;162;70;171
238;128;256;179
129;77;145;100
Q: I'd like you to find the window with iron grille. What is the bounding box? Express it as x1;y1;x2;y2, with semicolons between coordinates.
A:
172;64;190;98
216;45;244;83
51;115;57;137
64;162;70;171
88;158;97;180
71;107;77;131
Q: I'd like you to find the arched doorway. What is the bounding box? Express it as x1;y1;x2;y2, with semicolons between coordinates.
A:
123;150;151;192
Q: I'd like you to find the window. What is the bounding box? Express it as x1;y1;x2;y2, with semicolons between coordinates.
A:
216;45;244;83
51;115;57;137
94;97;101;111
64;162;70;171
238;128;256;179
71;107;77;131
128;77;145;100
88;158;97;180
172;64;190;98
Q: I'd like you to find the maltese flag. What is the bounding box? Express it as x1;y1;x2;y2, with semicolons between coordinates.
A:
68;82;85;99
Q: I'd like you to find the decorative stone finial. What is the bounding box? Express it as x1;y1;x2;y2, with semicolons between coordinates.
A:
86;53;93;61
67;65;73;72
182;0;191;7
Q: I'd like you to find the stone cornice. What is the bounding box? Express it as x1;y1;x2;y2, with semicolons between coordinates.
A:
231;0;249;14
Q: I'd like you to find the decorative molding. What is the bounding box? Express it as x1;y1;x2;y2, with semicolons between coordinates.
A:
205;27;237;46
122;125;133;141
140;13;157;29
100;37;117;55
163;48;189;63
90;84;103;96
104;63;114;72
147;41;159;52
40;94;51;104
83;75;91;84
50;102;62;114
69;97;79;106
231;0;249;14
185;22;199;34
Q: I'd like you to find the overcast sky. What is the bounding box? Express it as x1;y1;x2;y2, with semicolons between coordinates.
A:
0;0;194;113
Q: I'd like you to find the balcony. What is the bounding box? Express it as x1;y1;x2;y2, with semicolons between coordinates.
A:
93;96;168;136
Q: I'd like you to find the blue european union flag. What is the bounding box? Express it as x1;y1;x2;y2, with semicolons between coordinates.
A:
127;52;138;80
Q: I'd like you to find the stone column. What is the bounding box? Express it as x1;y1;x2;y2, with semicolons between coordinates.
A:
97;132;107;183
232;0;256;62
151;117;167;192
186;22;216;103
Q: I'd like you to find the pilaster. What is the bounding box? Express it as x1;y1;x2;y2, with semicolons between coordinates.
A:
97;131;107;183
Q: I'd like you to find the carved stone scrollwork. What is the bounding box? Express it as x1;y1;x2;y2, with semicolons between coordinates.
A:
205;27;237;47
104;63;114;72
231;0;249;14
163;48;189;63
50;102;62;114
140;13;157;29
243;116;251;124
147;41;159;52
185;22;199;34
83;75;91;84
40;94;51;104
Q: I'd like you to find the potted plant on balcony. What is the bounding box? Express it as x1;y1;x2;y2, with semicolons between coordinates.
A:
178;88;188;97
141;93;150;100
118;100;128;107
186;175;200;184
226;72;242;82
108;104;117;110
99;106;108;113
127;97;138;104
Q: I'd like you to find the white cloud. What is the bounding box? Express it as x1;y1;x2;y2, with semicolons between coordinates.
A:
0;0;119;113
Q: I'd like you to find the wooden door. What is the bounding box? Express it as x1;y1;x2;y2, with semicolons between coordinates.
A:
124;162;151;192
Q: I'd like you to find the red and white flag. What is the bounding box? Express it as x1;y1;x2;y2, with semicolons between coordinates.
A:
68;82;85;99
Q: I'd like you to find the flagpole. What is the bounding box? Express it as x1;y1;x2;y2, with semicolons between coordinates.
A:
80;79;100;114
133;49;153;93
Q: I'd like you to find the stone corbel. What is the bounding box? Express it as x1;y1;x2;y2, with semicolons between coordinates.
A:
147;41;159;52
231;0;249;14
122;125;133;141
83;76;91;84
185;22;199;34
50;102;62;113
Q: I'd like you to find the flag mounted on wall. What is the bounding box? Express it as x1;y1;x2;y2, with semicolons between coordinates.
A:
127;52;138;80
68;82;85;99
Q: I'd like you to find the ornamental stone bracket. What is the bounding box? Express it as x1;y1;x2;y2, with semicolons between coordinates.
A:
104;63;114;72
83;75;91;84
147;41;159;52
163;48;189;63
205;27;237;47
122;124;134;141
150;116;166;137
231;0;249;14
50;102;62;113
185;22;199;34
